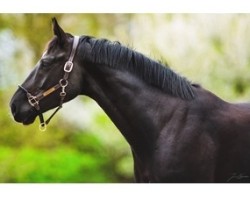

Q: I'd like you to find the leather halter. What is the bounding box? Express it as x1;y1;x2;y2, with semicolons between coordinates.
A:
18;36;80;131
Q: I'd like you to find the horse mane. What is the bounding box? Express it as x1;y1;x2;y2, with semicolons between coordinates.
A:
81;36;195;100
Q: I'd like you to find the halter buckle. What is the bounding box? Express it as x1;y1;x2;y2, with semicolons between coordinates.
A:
64;61;73;72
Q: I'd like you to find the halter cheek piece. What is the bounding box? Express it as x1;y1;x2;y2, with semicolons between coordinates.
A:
18;36;80;131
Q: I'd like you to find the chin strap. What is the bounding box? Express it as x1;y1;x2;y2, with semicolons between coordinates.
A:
38;103;63;131
18;36;80;131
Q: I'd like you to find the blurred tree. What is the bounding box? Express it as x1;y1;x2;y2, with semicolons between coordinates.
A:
0;14;63;58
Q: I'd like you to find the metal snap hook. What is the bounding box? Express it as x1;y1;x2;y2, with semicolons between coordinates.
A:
60;91;66;97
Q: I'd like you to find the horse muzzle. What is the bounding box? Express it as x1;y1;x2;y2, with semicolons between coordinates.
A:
10;93;37;125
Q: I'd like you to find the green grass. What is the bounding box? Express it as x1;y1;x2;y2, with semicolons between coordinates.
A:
0;146;116;183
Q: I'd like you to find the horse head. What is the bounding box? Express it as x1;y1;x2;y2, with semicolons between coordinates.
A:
10;18;82;127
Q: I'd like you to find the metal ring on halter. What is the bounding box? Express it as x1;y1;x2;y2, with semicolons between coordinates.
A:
39;122;47;132
59;79;68;87
28;96;39;107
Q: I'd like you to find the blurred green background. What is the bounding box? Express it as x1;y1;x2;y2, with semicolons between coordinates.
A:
1;14;250;183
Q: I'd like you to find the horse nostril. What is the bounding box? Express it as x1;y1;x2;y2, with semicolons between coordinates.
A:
11;103;17;115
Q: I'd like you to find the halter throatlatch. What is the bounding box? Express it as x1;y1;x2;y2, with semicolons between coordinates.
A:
18;36;80;131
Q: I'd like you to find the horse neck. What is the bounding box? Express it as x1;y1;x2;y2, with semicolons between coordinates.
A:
80;62;182;161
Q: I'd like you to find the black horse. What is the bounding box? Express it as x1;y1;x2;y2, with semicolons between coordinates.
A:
10;18;250;183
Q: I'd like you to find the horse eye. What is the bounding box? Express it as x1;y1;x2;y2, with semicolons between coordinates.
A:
40;57;53;68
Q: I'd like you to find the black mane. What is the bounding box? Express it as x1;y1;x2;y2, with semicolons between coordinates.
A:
81;36;195;100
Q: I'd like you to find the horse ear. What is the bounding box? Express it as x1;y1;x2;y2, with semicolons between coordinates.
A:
52;17;67;46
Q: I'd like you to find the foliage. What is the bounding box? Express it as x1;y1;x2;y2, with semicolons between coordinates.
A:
0;146;108;182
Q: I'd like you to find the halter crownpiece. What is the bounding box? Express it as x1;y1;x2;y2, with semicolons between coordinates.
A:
18;36;80;131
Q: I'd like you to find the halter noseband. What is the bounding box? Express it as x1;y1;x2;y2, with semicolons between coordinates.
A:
18;36;80;131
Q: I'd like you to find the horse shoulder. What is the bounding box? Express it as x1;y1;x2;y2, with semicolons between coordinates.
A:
151;88;220;182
